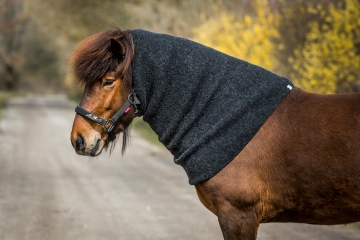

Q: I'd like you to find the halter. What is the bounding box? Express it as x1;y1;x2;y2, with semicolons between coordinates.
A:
75;89;141;140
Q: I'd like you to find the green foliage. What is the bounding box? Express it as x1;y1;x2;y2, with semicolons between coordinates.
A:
64;73;83;102
0;90;17;120
0;0;28;90
24;0;130;42
352;222;360;230
19;22;64;93
0;91;11;110
21;0;213;96
132;118;163;147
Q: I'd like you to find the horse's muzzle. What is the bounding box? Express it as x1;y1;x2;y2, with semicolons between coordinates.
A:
72;133;103;157
75;133;86;152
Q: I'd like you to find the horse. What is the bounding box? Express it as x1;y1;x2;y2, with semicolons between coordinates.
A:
70;29;360;240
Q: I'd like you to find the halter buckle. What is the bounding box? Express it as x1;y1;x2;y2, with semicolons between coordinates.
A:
104;119;115;132
75;88;141;134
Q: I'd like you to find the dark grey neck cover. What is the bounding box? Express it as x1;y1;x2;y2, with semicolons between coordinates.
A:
132;29;293;185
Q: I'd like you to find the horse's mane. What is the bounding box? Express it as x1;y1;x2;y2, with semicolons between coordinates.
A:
70;28;135;155
69;28;134;88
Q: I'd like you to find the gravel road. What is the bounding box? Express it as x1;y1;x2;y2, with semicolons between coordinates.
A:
0;95;359;240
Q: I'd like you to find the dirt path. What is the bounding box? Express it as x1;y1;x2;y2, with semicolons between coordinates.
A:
0;95;359;240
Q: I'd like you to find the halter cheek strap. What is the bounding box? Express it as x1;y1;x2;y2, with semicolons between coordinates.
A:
75;89;141;139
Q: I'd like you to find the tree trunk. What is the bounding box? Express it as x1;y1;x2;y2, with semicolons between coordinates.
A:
3;64;17;90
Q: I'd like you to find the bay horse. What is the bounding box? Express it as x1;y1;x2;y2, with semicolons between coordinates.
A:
70;29;360;240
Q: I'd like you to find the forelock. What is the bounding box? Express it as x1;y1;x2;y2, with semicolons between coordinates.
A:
69;29;124;85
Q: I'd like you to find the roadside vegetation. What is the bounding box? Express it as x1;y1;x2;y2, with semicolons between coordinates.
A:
0;91;17;131
0;92;10;116
0;0;359;143
131;118;164;147
0;91;17;111
192;0;360;94
2;0;359;95
0;0;359;230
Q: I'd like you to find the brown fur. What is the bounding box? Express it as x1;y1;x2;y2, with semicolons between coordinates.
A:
70;29;135;153
70;28;134;87
70;29;360;240
196;88;360;239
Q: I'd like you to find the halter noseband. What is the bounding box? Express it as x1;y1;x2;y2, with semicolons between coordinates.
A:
75;89;141;140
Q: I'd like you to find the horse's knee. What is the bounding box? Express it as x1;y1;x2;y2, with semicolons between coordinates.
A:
218;203;259;240
195;183;218;215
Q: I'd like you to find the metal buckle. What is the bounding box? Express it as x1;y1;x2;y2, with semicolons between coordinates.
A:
127;92;140;116
133;106;140;116
127;93;134;104
104;120;114;132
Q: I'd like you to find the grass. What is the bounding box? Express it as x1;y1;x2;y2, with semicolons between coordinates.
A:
131;117;164;148
351;222;360;230
0;91;18;132
0;91;17;116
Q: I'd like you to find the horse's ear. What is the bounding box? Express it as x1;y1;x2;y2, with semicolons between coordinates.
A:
110;38;125;60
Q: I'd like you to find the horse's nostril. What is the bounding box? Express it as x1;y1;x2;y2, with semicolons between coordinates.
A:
76;133;86;151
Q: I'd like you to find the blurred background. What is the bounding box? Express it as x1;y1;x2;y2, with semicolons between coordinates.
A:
0;0;359;98
0;1;360;239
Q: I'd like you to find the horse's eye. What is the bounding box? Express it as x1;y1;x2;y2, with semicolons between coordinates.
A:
103;80;114;87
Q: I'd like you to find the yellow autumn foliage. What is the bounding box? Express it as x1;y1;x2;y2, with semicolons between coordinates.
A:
290;0;360;93
192;0;282;72
193;0;360;94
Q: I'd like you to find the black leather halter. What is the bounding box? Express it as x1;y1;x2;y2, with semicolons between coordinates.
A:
75;89;141;140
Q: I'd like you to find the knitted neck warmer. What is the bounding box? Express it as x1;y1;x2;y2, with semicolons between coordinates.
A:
131;29;293;185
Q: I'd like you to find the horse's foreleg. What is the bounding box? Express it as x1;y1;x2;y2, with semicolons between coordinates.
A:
195;161;262;240
217;202;259;240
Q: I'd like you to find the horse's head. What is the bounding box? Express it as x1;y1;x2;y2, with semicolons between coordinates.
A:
70;29;136;156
